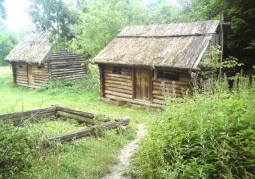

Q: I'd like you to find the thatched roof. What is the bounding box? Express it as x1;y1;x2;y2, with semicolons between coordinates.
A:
5;31;52;64
93;20;220;69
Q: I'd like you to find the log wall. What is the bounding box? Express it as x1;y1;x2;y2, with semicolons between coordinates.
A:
99;65;193;107
101;65;133;100
13;62;28;87
152;68;192;105
47;51;87;81
31;64;47;88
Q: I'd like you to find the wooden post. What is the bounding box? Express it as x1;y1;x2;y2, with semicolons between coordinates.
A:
219;15;224;77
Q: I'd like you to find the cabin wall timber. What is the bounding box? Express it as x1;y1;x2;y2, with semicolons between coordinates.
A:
99;64;192;107
10;51;87;88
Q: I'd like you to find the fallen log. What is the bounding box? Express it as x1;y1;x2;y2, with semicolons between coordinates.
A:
55;105;95;119
56;111;95;125
49;117;130;143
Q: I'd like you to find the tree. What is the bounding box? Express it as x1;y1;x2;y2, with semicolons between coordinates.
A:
28;0;79;40
0;0;6;20
177;0;255;70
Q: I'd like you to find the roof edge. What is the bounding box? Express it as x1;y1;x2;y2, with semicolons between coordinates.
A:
93;61;201;70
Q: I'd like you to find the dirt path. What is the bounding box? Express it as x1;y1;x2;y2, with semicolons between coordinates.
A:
102;124;147;179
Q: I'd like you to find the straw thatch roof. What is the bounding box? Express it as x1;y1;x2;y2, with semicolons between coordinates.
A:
93;20;220;69
5;31;52;64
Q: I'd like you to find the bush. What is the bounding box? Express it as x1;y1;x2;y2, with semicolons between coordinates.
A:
0;121;42;178
135;75;255;178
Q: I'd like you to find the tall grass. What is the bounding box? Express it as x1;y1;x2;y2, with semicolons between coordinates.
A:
134;74;255;178
0;66;160;179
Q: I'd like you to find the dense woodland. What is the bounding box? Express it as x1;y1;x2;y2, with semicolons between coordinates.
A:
0;0;254;71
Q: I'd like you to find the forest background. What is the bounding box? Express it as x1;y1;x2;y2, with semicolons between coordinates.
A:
0;0;255;71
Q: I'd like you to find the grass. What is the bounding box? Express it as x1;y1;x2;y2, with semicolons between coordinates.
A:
0;66;160;179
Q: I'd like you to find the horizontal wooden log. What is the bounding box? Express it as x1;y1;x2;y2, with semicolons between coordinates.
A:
104;95;164;108
105;79;132;86
152;90;185;97
153;99;165;105
57;111;95;125
153;80;190;87
7;112;56;126
107;74;132;79
105;76;132;83
105;86;132;95
153;95;165;100
48;117;130;142
0;107;57;126
104;83;132;90
104;90;132;99
153;85;191;92
55;105;95;119
50;71;85;76
0;107;56;120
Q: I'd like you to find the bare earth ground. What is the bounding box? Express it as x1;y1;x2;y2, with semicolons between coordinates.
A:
102;124;147;179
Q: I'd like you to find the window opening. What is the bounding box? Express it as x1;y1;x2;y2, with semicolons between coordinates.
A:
157;70;179;81
112;67;122;74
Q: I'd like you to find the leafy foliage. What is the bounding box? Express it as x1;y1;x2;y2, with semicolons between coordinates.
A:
0;121;41;178
177;0;255;70
0;28;25;66
28;0;79;41
134;74;255;178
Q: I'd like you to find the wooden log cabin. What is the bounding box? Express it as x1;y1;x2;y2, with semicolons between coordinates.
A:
4;31;88;88
93;20;222;108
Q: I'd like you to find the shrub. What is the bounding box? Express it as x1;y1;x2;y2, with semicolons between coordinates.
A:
135;75;255;178
0;121;42;178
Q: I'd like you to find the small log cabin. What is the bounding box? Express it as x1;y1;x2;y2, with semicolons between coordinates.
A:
93;20;222;108
4;31;88;88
